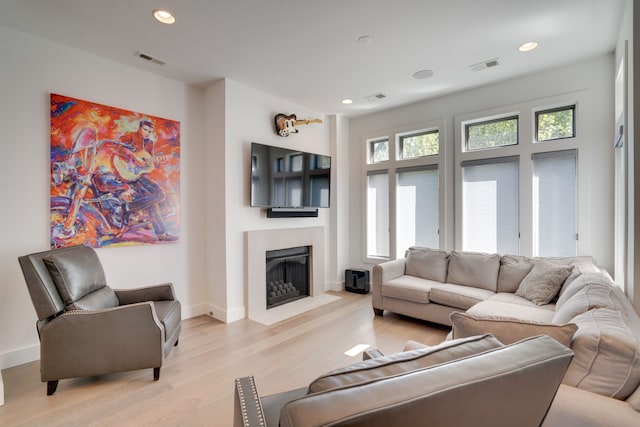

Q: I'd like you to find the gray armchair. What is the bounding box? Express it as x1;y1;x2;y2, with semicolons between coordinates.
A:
234;334;573;427
18;245;181;395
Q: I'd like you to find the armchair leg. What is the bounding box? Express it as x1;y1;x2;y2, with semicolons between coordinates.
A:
373;308;384;316
47;380;59;396
174;339;179;347
154;367;160;381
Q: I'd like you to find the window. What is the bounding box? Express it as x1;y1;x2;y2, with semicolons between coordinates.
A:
365;122;443;260
462;157;519;254
536;106;575;142
465;116;518;151
369;138;389;163
400;130;439;159
367;171;389;258
532;150;577;256
396;166;439;254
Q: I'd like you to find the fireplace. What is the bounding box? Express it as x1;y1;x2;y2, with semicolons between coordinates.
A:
266;246;310;309
246;226;340;325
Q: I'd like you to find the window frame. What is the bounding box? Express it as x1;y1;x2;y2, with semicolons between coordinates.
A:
363;121;446;262
454;94;584;257
534;105;576;142
464;114;519;152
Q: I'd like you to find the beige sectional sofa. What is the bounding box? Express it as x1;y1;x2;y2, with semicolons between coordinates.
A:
372;246;640;426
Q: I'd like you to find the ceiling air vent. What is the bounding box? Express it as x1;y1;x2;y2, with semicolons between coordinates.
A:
136;52;166;66
470;58;499;72
365;93;387;102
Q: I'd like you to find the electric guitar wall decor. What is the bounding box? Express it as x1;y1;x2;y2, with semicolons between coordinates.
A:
274;113;323;137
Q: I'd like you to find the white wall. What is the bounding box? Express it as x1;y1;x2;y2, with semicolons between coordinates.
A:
204;79;335;322
348;54;616;273
0;25;209;369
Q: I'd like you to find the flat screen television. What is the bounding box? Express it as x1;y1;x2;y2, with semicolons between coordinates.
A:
250;142;331;208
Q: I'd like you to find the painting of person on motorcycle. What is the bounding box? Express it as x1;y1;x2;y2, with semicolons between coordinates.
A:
50;93;180;248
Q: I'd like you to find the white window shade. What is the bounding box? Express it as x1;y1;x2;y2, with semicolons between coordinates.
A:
367;171;389;258
532;150;577;257
396;166;439;255
462;156;519;254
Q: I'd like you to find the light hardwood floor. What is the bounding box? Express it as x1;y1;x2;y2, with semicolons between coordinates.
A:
0;292;449;426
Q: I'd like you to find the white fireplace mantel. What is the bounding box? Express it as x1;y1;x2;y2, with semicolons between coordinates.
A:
246;226;339;325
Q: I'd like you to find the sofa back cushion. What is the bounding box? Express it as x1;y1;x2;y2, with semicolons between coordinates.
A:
564;307;640;400
450;311;578;347
538;256;598;297
446;251;500;292
44;246;118;311
307;334;503;394
404;247;449;283
553;282;616;324
497;255;534;293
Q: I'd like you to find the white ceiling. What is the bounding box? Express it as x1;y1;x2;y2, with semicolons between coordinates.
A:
0;0;626;117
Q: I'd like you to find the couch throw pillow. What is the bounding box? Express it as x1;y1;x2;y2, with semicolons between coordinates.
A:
307;334;503;394
515;261;573;305
450;311;578;348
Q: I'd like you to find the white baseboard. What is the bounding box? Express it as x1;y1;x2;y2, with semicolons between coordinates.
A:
0;343;39;371
207;303;245;323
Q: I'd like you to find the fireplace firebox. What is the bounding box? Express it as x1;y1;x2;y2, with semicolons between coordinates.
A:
265;246;310;309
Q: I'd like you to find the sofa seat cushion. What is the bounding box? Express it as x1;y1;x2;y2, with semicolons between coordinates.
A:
468;300;555;323
450;312;578;347
404;247;449;282
446;251;500;292
429;284;495;310
553;282;617;324
488;292;556;311
381;276;438;303
564;307;640;400
307;334;503;393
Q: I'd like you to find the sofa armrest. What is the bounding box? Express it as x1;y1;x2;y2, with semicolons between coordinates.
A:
38;302;164;381
115;283;176;305
234;376;267;427
372;259;406;309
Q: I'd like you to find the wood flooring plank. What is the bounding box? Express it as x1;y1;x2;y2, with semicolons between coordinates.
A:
0;292;448;426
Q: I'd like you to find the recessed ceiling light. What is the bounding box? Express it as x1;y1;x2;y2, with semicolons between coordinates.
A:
153;9;176;24
518;41;538;52
342;98;353;105
413;69;434;80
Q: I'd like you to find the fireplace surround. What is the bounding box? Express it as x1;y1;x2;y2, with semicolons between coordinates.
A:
246;226;339;325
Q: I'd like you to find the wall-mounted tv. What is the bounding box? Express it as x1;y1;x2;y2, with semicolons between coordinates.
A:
250;142;331;208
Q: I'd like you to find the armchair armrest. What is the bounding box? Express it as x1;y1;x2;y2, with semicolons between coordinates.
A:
362;348;385;360
38;302;164;381
115;283;175;305
234;376;267;427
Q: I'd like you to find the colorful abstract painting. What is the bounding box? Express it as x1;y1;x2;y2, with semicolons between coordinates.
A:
50;93;180;248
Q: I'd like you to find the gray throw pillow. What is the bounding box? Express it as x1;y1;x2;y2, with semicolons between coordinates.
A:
515;261;573;305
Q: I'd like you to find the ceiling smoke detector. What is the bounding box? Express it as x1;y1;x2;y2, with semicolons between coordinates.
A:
470;58;500;72
365;93;387;102
136;52;166;66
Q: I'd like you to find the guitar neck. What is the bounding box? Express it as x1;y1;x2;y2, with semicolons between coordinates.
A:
293;119;323;126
